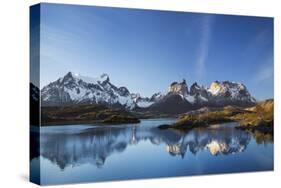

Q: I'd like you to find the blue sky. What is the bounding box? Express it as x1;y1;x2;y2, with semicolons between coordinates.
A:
39;3;273;100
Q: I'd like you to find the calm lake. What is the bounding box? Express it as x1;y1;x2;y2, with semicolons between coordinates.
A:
30;119;273;185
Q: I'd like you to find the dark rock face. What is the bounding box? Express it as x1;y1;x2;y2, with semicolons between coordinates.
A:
149;93;194;114
190;82;206;96
190;82;209;104
30;82;39;125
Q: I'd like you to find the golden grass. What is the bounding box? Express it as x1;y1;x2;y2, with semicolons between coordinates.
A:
170;99;273;131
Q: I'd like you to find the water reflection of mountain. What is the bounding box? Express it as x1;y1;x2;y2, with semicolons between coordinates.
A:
165;125;252;157
35;122;271;170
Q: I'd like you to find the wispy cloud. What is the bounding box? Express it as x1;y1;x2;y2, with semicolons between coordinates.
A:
255;55;273;83
196;15;214;78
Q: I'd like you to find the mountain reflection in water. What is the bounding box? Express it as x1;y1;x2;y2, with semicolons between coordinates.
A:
32;120;272;170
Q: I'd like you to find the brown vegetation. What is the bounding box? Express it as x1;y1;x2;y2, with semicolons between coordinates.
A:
159;99;273;134
41;104;140;125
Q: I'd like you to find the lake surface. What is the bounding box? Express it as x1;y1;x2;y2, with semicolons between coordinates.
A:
30;119;273;185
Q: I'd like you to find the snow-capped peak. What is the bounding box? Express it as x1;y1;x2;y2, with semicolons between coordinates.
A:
168;79;188;96
42;72;137;109
208;81;244;97
208;81;222;96
207;81;255;102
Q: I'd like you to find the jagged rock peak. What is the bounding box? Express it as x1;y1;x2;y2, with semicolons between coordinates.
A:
169;79;189;95
62;71;75;81
65;71;73;77
190;82;200;90
100;73;110;83
190;82;207;96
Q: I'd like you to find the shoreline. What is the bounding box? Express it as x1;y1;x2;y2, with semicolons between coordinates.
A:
40;117;177;126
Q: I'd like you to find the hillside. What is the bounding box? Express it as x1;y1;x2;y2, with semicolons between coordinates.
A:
41;104;140;126
159;99;273;134
234;99;273;131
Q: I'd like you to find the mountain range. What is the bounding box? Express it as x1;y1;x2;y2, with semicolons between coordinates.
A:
41;72;256;114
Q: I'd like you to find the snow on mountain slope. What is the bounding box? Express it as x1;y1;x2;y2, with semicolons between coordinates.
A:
207;81;256;103
184;95;195;103
131;93;155;108
41;72;256;111
168;79;196;104
41;72;137;109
